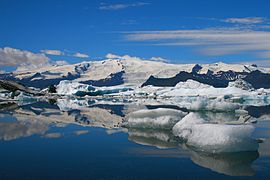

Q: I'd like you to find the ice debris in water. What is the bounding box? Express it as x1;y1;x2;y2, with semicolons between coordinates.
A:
172;113;258;153
125;108;187;129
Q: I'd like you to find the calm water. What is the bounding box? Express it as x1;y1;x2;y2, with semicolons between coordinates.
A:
0;100;270;180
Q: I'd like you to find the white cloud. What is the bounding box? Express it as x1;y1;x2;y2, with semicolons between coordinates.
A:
125;28;270;58
223;17;265;24
150;56;168;62
73;52;89;58
106;53;143;61
0;47;50;70
0;70;5;74
105;53;122;59
105;53;169;63
99;2;149;10
41;49;63;56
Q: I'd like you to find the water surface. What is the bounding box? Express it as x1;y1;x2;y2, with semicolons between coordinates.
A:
0;100;269;179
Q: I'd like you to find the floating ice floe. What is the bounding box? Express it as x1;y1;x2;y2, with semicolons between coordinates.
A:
172;113;259;153
124;108;187;129
125;79;269;100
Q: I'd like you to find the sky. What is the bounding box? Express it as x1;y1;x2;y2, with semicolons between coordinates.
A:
1;0;270;72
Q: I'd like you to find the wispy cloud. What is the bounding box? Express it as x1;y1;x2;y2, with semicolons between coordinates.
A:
223;17;266;24
99;2;150;11
124;28;270;58
73;52;89;58
41;49;64;56
105;53;169;63
41;49;89;59
150;56;168;62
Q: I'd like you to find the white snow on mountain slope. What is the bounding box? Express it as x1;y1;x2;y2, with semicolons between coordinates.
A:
119;57;194;86
14;63;78;80
10;55;270;87
199;62;270;74
77;60;123;81
198;62;260;74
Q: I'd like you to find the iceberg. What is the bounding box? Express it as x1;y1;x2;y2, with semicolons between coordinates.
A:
56;80;132;96
56;80;95;96
125;79;269;103
124;108;187;129
173;113;258;153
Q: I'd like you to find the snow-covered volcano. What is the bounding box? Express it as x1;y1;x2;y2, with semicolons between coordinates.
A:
1;55;270;89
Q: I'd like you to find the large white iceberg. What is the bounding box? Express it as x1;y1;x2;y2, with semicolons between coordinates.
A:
57;80;95;96
56;80;132;96
126;79;269;100
172;113;258;153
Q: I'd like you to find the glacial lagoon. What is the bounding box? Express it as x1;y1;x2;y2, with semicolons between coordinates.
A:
0;99;270;180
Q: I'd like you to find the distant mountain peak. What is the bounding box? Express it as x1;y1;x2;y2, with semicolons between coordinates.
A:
1;59;270;89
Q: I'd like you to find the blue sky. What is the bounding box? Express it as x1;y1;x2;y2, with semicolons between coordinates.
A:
1;0;270;71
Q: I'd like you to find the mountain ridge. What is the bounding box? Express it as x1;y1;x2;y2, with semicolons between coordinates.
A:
1;57;270;89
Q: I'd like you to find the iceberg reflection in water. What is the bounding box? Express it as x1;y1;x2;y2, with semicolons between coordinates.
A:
0;99;269;178
190;150;259;176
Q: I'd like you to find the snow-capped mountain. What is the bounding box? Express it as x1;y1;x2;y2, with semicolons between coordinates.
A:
1;56;270;89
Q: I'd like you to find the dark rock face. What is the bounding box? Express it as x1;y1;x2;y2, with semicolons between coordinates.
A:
192;64;203;73
0;70;125;88
142;70;270;89
0;72;79;89
243;70;270;89
81;71;125;87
